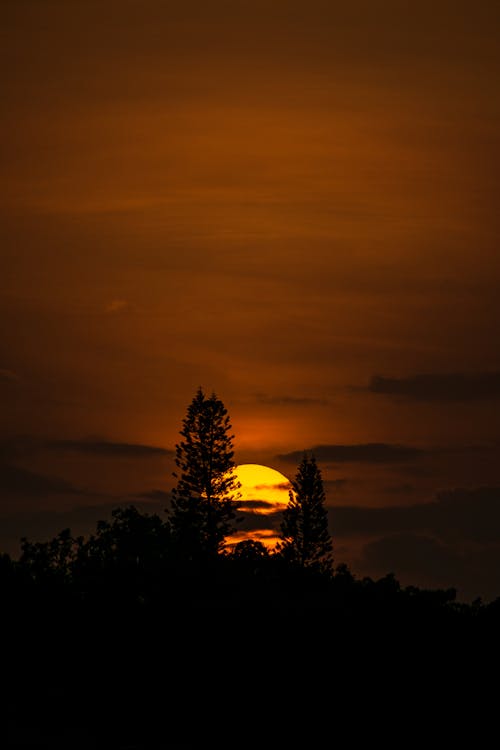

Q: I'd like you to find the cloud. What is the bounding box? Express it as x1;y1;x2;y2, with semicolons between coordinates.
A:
237;508;283;531
332;487;500;544
383;483;415;495
324;478;349;491
0;436;173;461
396;464;440;478
277;443;425;464
361;533;463;584
332;487;500;599
0;436;42;461
0;369;19;383
368;372;500;402
254;393;328;406
358;532;500;601
0;463;81;497
237;499;277;510
48;439;171;458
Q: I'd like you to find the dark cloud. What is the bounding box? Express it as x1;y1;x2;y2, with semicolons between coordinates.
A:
331;488;500;599
48;439;171;458
0;369;18;383
359;532;500;601
332;505;414;538
237;508;283;532
0;436;41;461
237;499;277;510
255;394;328;406
383;483;415;495
361;534;463;585
0;435;173;461
396;464;440;478
332;487;500;544
433;487;500;544
324;478;349;491
0;463;81;497
278;443;425;464
368;372;500;402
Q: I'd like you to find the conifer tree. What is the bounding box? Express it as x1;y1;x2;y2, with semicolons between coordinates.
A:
278;455;333;574
169;387;240;560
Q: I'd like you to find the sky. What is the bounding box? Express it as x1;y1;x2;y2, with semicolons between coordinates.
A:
2;0;500;600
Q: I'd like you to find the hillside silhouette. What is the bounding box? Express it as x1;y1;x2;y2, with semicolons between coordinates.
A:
3;508;499;747
3;388;499;747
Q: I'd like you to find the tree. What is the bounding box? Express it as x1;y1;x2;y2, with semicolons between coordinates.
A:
19;528;82;584
230;539;269;562
278;455;333;574
75;506;171;575
169;387;240;560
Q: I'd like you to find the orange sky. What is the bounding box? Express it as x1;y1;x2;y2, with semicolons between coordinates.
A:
2;1;500;599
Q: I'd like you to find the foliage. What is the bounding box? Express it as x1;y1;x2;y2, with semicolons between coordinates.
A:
75;505;171;573
7;387;500;667
229;539;270;562
169;387;240;560
277;454;333;574
7;503;499;628
19;528;82;583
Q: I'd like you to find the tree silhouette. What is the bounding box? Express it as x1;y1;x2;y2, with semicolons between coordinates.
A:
77;506;170;571
19;528;81;583
278;455;333;574
230;539;269;562
169;387;240;560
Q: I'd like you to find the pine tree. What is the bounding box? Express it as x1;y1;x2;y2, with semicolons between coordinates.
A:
278;455;333;574
169;387;240;560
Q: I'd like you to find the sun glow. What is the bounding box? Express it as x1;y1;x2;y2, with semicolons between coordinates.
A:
226;464;292;550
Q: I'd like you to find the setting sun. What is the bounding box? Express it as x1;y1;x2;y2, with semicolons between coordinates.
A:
235;464;291;513
226;464;292;550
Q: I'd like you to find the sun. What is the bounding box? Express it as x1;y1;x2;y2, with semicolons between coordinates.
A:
234;464;291;513
227;463;292;550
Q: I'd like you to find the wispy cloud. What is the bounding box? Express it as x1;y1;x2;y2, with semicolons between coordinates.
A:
368;372;500;402
324;478;349;491
237;508;284;531
383;483;415;495
237;499;276;510
48;439;171;458
361;533;464;589
277;443;426;464
332;486;500;544
0;369;19;383
0;463;82;496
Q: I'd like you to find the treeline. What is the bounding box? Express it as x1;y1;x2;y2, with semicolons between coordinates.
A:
1;503;499;624
0;506;500;624
3;387;499;746
3;387;500;625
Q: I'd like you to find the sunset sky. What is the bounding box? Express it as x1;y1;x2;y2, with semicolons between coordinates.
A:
2;0;500;600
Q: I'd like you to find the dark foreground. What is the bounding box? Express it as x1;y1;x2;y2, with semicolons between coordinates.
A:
3;549;500;748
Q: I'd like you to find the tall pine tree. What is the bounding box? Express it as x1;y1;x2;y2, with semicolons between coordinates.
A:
278;455;333;574
169;387;240;560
